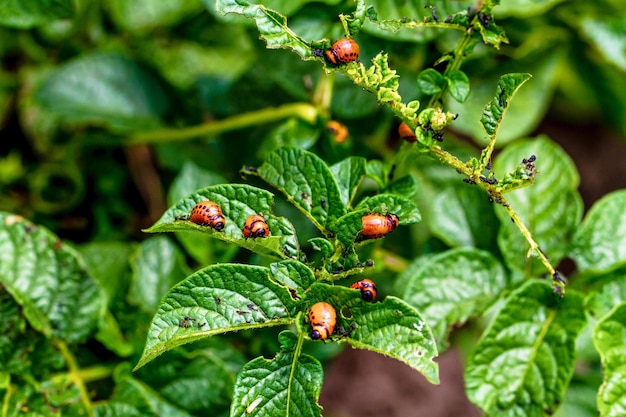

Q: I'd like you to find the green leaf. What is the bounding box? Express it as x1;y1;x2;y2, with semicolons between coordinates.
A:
355;194;421;224
388;174;418;199
593;302;626;417
79;241;136;303
167;162;228;265
398;248;508;349
495;0;565;18
571;189;626;275
79;242;136;356
365;159;387;189
110;375;196;417
93;402;145;417
0;213;105;343
135;264;297;369
447;53;563;146
584;267;626;319
303;284;440;384
0;0;73;28
147;183;299;260
446;70;470;102
133;348;236;414
269;260;316;297
230;331;323;417
258;118;320;159
143;31;254;90
417;68;445;95
465;280;587;416
128;236;190;314
35;53;169;132
580;15;626;72
428;183;500;250
250;146;347;231
0;287;28;374
363;0;471;42
330;156;366;208
308;237;334;259
214;0;313;59
106;0;204;34
493;136;582;276
480;73;532;138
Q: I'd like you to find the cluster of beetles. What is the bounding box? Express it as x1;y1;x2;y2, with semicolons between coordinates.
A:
183;195;398;341
178;37;409;342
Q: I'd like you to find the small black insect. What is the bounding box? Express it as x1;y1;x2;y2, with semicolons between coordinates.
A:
179;316;195;328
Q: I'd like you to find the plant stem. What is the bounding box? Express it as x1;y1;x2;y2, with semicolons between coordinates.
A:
54;340;96;417
126;103;319;145
499;196;556;277
427;29;474;108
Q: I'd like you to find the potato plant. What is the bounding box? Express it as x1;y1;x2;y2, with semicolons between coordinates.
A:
1;0;625;416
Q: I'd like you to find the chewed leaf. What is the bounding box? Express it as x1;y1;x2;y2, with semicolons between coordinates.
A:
303;284;439;384
465;280;586;416
214;0;313;59
355;194;421;224
481;73;532;138
347;296;439;384
145;184;299;259
231;332;323;417
270;260;316;297
135;264;298;370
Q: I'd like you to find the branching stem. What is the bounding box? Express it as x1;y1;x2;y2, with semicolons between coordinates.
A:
54;340;96;417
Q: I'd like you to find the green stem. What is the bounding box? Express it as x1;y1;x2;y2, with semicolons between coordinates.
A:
125;103;319;145
54;340;96;417
499;196;556;278
49;364;117;386
372;248;409;273
2;383;13;417
427;30;474;108
287;333;306;415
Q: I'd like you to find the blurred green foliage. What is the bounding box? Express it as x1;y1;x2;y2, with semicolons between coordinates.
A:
1;0;625;416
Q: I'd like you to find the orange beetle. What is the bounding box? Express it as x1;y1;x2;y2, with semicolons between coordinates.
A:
327;120;349;143
398;122;417;142
359;213;399;240
189;201;225;231
350;279;378;301
308;302;336;341
242;214;270;239
325;38;360;65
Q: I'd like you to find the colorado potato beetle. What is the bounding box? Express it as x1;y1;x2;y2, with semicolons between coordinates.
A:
190;200;225;231
309;302;337;341
350;279;378;301
325;38;360;65
359;213;399;240
242;214;270;239
327;120;349;143
398;122;417;142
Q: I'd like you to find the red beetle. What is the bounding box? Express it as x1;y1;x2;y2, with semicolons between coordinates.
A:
309;302;337;341
325;38;360;65
359;213;399;240
351;279;378;301
398;122;417;142
327;120;349;143
189;201;225;231
242;214;270;239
